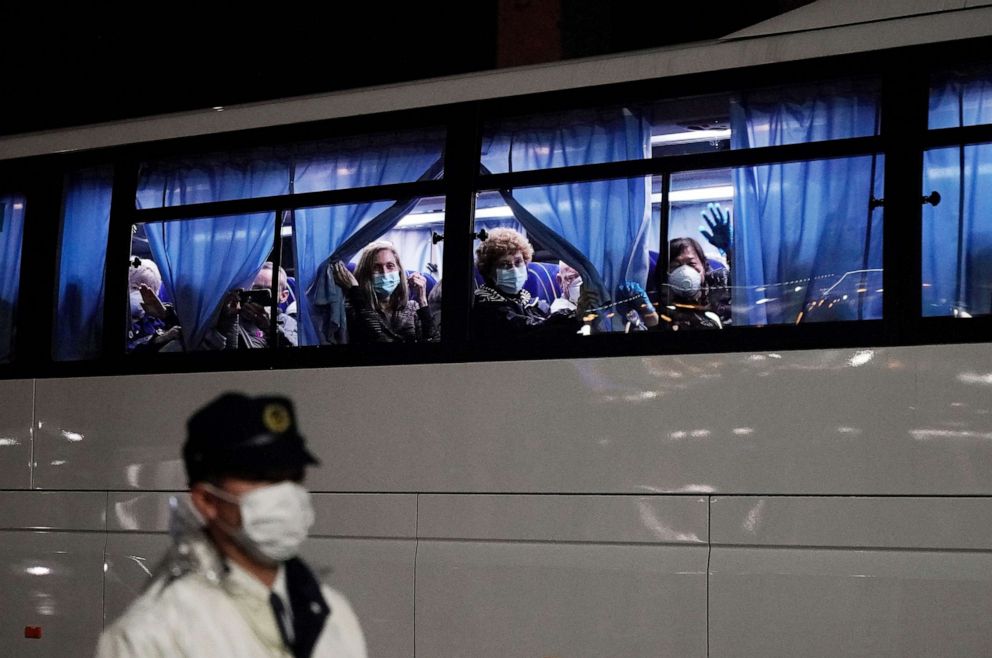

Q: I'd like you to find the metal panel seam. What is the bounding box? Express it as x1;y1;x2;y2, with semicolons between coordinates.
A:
102;490;110;630
706;495;712;658
413;493;419;658
29;378;35;489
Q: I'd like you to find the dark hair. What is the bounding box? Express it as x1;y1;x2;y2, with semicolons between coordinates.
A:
667;237;710;274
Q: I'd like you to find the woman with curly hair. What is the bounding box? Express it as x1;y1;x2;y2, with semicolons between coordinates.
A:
471;227;583;342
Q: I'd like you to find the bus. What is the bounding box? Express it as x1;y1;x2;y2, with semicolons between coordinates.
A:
2;2;992;656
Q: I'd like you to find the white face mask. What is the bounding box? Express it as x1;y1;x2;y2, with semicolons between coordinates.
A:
669;264;702;298
566;277;583;303
205;482;315;564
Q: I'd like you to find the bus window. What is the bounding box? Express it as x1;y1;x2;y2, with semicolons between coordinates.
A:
722;155;884;327
470;180;654;341
128;213;278;353
657;170;734;331
53;167;113;361
923;144;992;318
0;195;26;364
290;197;443;346
136;129;444;209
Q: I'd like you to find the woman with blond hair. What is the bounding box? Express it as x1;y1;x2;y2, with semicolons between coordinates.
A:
332;241;434;343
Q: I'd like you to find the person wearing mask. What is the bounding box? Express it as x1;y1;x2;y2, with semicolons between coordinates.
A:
662;236;731;330
549;262;583;313
471;228;590;341
210;263;298;349
331;241;434;343
96;393;366;658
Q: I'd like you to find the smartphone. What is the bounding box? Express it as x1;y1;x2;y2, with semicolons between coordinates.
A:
239;288;273;306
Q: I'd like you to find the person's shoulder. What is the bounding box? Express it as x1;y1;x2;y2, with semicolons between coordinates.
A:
97;575;222;655
317;584;368;658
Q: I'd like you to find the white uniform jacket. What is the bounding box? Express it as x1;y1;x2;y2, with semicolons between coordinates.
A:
95;498;366;658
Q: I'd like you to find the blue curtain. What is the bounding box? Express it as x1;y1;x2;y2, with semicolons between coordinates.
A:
0;195;26;363
295;157;443;345
146;213;275;350
731;87;883;325
53;167;114;361
485;110;652;317
925;72;992;316
929;69;992;129
136;150;291;208
924;145;992;316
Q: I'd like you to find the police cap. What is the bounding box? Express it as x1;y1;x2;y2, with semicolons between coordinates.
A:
183;393;319;484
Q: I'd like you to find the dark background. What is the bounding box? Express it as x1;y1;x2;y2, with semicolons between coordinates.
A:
0;1;812;136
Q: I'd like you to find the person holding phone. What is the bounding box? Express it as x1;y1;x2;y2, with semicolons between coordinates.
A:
331;241;435;343
207;263;298;349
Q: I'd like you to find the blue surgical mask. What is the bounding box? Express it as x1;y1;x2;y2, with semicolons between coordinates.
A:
373;271;401;297
496;264;529;296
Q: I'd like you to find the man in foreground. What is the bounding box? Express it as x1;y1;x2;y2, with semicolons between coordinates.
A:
96;393;366;658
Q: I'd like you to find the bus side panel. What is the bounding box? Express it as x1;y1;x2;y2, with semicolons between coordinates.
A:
415;494;708;658
0;491;106;658
709;496;992;658
0;378;33;489
31;344;992;495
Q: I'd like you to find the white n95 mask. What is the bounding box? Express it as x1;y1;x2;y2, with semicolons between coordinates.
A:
669;264;702;297
206;481;315;564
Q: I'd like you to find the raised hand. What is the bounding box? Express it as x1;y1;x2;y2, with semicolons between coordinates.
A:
332;261;358;290
700;203;732;256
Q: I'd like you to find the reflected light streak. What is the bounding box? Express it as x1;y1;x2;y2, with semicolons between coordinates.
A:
836;426;863;435
676;484;716;493
127;555;153;578
50;460;67;466
60;430;84;442
26;566;51;576
959;372;992;386
911;429;992;441
125;464;143;488
636;499;701;543
848;349;875;367
732;427;754;436
0;438;20;446
743;500;766;533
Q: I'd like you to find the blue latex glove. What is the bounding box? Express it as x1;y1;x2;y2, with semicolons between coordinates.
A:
700;203;732;256
617;281;656;315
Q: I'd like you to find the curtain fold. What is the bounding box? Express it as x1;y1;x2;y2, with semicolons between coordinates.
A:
484;110;652;320
0;195;26;363
54;168;114;361
731;85;882;325
925;71;992;316
146;213;276;350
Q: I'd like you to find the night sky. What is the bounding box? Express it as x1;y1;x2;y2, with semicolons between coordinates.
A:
0;1;811;136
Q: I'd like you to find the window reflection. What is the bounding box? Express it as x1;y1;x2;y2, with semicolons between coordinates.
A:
923;144;992;317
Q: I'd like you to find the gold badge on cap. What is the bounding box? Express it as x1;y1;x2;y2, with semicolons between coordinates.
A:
262;403;292;433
